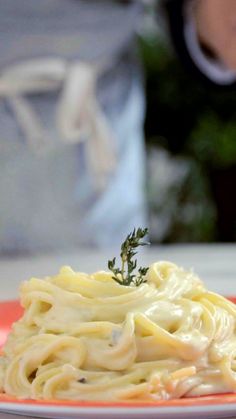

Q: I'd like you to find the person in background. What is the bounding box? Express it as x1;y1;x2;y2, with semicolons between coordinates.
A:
164;0;236;86
0;0;235;255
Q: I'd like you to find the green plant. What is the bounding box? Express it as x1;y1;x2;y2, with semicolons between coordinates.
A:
188;112;236;169
108;228;149;286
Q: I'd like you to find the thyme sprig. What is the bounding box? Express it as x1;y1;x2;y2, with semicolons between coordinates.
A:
108;228;150;286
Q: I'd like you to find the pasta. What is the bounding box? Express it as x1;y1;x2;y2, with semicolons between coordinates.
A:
0;261;236;401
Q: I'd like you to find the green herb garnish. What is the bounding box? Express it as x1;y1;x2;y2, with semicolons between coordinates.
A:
108;228;150;286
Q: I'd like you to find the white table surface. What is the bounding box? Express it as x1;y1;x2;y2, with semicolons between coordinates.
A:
0;244;236;418
0;244;236;300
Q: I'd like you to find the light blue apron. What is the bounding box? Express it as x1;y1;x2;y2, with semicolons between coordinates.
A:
0;0;147;254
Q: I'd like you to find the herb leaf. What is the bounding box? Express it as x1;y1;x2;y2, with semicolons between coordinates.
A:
108;228;149;286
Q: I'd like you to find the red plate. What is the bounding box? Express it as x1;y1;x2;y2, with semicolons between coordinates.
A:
0;298;236;411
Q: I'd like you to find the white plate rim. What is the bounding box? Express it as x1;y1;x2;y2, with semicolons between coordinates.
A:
1;401;236;418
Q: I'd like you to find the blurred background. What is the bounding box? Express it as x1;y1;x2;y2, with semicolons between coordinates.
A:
1;0;236;255
142;40;236;244
140;8;236;244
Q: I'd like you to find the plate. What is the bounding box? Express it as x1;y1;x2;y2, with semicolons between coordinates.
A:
1;299;236;419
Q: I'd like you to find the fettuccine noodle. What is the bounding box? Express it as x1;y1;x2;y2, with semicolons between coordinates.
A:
0;261;236;401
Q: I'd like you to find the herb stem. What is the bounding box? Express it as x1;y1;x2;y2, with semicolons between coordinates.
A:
108;228;149;287
121;256;125;281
